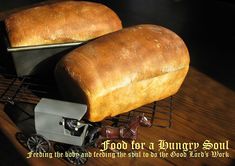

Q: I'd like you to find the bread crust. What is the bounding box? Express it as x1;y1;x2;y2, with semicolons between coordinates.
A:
55;24;190;122
5;1;122;47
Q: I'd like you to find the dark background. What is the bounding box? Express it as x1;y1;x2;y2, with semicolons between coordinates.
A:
1;0;235;90
0;0;234;165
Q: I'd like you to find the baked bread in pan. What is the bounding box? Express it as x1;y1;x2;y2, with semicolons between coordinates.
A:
5;1;122;47
55;24;190;122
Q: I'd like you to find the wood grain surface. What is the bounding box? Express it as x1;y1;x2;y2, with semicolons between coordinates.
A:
0;1;234;165
1;67;234;166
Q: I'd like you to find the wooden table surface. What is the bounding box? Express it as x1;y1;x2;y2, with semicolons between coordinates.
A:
0;2;235;166
1;67;234;166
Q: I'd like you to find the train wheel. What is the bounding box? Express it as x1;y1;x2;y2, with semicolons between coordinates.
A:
27;134;51;153
66;146;88;165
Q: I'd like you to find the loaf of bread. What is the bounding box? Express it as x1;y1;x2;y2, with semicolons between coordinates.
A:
5;1;122;47
55;24;190;122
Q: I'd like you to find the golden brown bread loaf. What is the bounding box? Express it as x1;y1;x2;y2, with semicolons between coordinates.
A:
55;24;190;122
5;1;122;47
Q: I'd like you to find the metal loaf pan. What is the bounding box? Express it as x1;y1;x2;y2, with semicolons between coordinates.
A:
0;21;85;77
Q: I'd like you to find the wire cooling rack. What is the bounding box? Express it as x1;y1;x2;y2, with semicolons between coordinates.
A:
0;72;173;128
